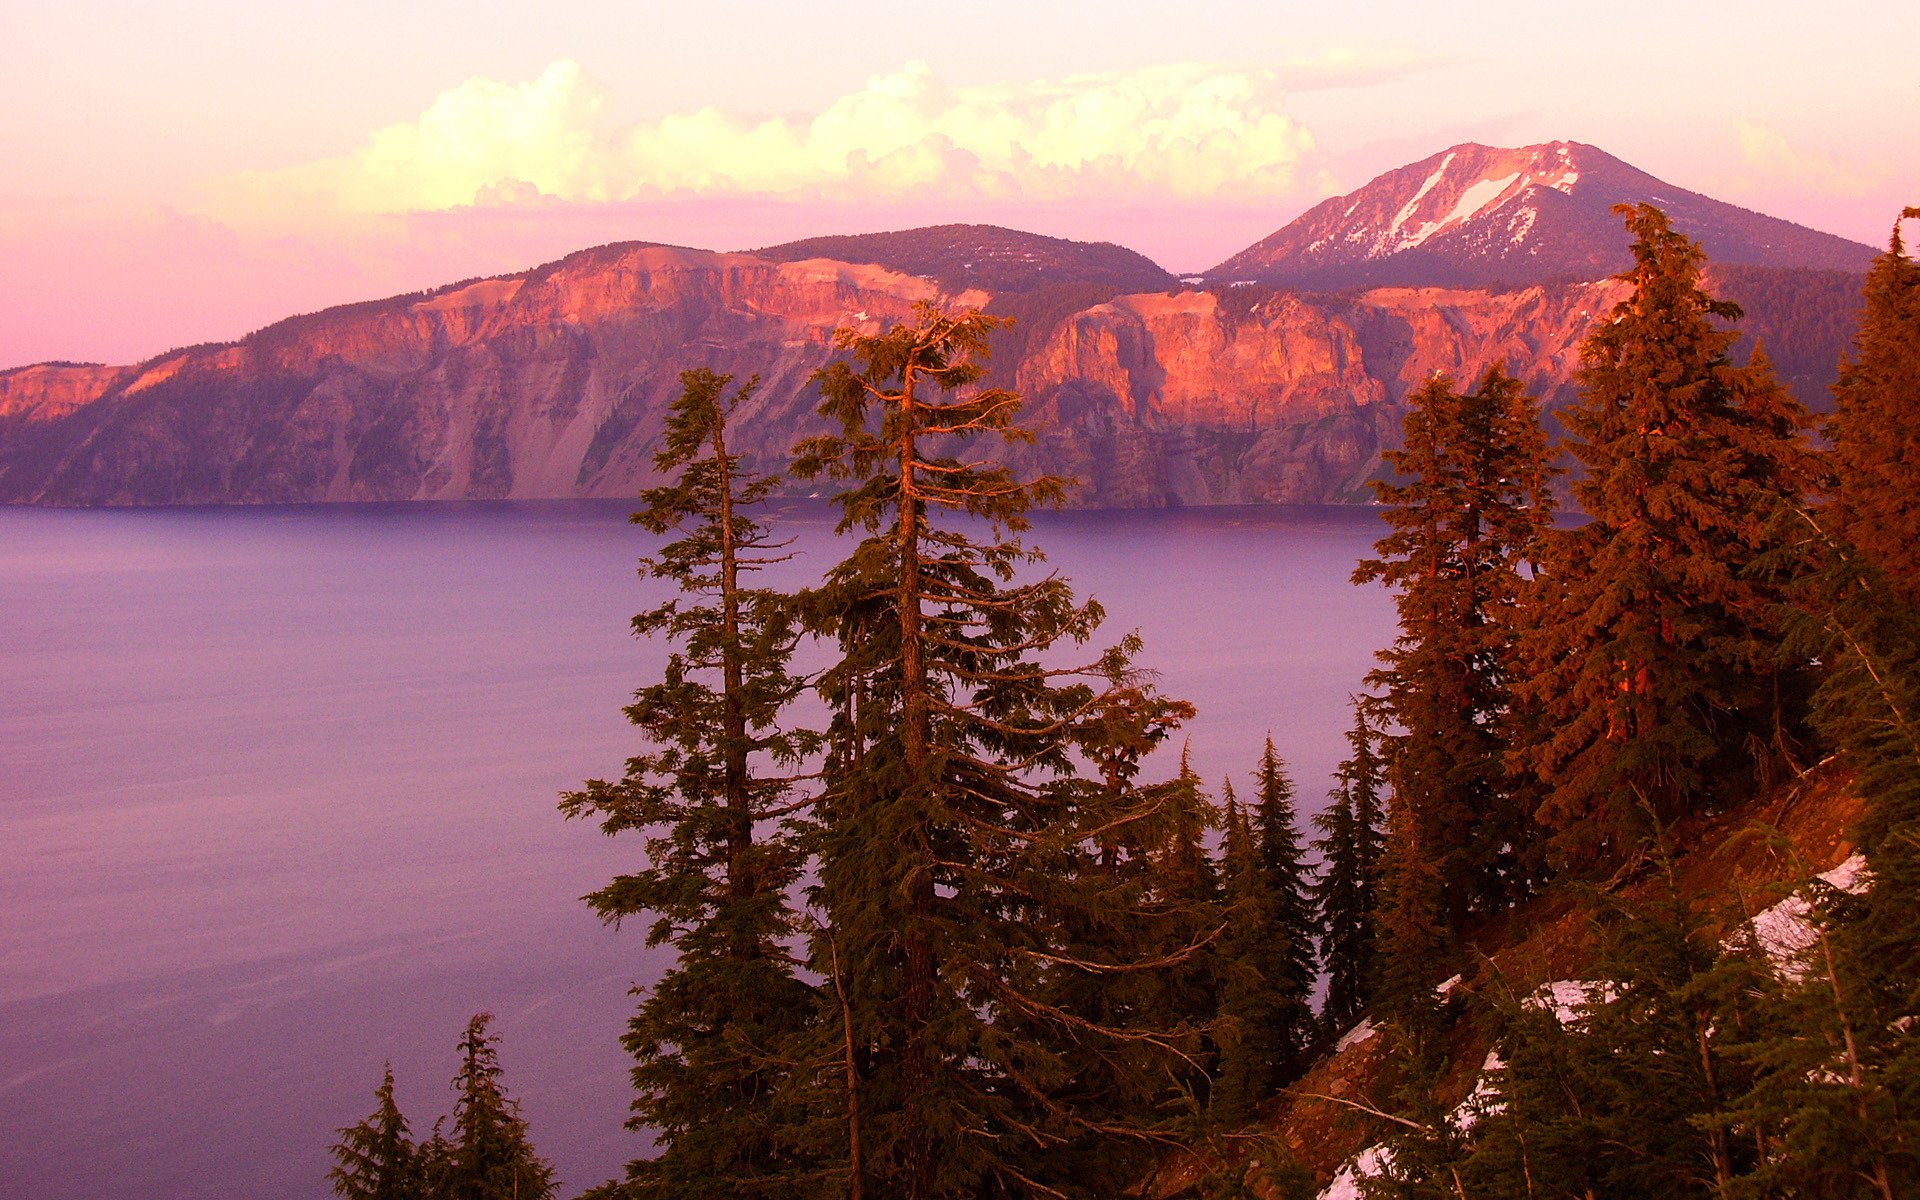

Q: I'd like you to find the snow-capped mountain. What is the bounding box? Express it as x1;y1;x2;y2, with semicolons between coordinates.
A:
1207;141;1876;289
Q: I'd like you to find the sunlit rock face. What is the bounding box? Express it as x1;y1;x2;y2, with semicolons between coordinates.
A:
0;243;1623;508
1004;280;1624;506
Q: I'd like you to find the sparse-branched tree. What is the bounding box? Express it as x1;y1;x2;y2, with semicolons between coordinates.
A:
561;369;819;1197
791;303;1212;1198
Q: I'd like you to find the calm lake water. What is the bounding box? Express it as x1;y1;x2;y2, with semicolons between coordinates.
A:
0;500;1394;1200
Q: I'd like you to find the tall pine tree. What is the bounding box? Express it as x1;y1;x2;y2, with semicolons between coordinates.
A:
1356;363;1555;925
1312;699;1386;1036
792;303;1212;1198
1215;740;1317;1121
1827;207;1920;604
561;369;818;1198
1517;204;1811;868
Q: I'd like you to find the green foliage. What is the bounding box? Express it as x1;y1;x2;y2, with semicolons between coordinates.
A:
328;1065;419;1200
1517;204;1812;869
791;302;1208;1198
560;369;819;1197
1313;699;1387;1036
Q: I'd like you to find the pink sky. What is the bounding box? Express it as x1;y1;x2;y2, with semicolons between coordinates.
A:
4;0;1913;368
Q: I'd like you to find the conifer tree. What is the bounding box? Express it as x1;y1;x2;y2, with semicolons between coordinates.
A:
1215;742;1317;1120
439;1013;556;1200
1748;504;1920;1197
791;303;1210;1198
1368;796;1453;1055
327;1064;419;1200
561;369;817;1197
1828;207;1920;604
1356;364;1554;926
1312;699;1386;1036
1516;204;1812;868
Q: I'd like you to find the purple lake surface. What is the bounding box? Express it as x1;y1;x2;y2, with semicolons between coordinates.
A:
0;500;1394;1200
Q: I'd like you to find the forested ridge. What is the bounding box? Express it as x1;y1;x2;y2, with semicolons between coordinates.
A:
329;205;1920;1200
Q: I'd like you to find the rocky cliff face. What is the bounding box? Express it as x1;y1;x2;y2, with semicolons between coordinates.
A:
0;239;1631;509
0;213;1856;510
1006;281;1623;505
0;245;981;506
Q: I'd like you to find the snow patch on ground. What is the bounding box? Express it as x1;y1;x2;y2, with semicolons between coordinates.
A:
1528;979;1613;1024
1335;1019;1377;1052
1750;854;1870;979
1319;1144;1393;1200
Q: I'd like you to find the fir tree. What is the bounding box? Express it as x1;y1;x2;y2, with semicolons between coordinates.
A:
327;1064;418;1200
1828;207;1920;604
791;303;1211;1198
1215;740;1318;1121
1356;363;1555;924
1312;699;1387;1036
1516;204;1812;869
439;1013;556;1200
1749;503;1920;1197
560;369;817;1197
1368;795;1453;1056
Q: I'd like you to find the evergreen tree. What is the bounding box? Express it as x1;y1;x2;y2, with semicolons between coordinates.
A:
1215;740;1319;1121
560;369;817;1197
439;1013;556;1200
1828;207;1920;604
1446;864;1772;1200
1746;503;1920;1197
791;303;1209;1198
1368;794;1453;1056
1356;364;1554;925
1313;699;1387;1036
1516;204;1812;869
328;1064;419;1200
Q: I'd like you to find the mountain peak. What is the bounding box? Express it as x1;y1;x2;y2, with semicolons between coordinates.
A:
1207;140;1874;289
753;224;1175;294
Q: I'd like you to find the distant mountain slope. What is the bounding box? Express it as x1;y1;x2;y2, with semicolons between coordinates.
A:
1208;141;1877;289
754;223;1177;294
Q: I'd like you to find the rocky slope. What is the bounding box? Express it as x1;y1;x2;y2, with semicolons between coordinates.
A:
1208;140;1877;289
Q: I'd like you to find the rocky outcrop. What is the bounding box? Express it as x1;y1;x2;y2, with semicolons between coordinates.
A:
1005;281;1623;505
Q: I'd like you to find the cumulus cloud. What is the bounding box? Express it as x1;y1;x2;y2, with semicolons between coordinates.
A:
1732;119;1881;198
209;59;1337;223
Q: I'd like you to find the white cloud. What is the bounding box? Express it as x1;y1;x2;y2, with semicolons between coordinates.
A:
209;59;1335;223
1732;119;1880;198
